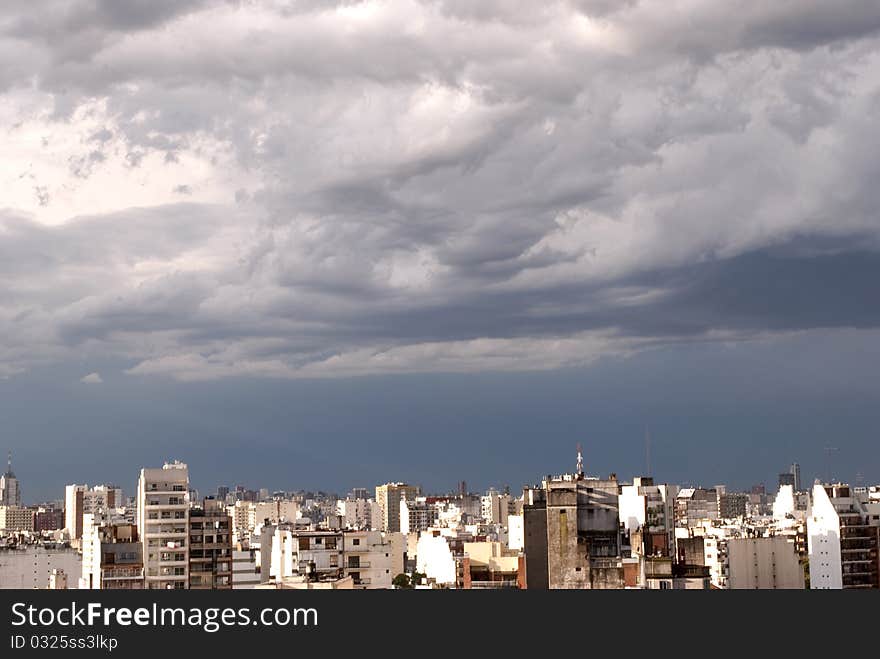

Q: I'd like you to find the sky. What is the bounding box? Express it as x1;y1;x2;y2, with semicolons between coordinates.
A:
2;1;879;502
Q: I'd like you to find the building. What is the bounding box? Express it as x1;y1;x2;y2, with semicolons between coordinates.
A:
0;545;82;589
719;493;748;519
137;461;190;590
728;537;805;589
64;484;124;541
375;483;420;532
779;473;795;488
0;452;21;507
80;522;143;590
188;498;233;589
263;525;400;589
0;506;33;532
459;541;522;589
231;547;260;589
808;483;880;590
400;496;437;534
790;463;802;491
337;497;380;530
481;489;511;526
675;488;719;527
522;467;624;589
32;507;64;533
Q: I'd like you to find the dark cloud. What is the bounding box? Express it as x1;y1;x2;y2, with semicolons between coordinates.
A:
1;1;880;381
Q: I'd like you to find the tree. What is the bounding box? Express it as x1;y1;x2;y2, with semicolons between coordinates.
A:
392;573;411;589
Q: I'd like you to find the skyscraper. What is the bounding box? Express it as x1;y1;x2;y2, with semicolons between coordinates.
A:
789;463;802;491
0;451;21;507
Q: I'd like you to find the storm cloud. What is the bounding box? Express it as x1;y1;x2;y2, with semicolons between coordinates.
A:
2;0;880;382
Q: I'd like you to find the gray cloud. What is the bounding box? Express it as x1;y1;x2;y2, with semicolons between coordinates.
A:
1;1;880;380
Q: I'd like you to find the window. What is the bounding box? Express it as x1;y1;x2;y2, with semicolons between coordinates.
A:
353;538;360;546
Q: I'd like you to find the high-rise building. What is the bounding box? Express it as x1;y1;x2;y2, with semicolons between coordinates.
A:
0;451;21;507
375;483;420;532
64;484;124;541
137;461;190;590
522;472;624;589
188;498;233;590
808;483;880;590
789;463;802;492
778;472;795;488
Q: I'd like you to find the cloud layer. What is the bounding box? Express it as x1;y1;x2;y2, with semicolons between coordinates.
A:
2;0;880;380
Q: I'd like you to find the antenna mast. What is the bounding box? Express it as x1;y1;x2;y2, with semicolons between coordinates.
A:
576;443;584;478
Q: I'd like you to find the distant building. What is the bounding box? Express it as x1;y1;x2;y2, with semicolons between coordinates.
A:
0;506;32;532
32;507;64;533
719;493;748;519
400;496;437;534
64;484;124;541
480;489;511;526
675;488;719;526
0;452;21;508
375;483;420;532
779;473;795;489
790;463;802;492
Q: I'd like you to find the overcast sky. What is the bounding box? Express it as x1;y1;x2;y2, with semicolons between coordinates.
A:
2;1;880;501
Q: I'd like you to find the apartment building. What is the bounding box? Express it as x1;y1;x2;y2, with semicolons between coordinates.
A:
137;461;190;590
189;498;233;589
375;483;420;532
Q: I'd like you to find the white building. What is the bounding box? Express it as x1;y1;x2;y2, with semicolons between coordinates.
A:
808;483;843;589
336;497;380;530
264;526;401;589
137;461;190;590
481;490;511;526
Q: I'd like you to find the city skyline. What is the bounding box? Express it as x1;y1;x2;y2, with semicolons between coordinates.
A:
2;3;880;505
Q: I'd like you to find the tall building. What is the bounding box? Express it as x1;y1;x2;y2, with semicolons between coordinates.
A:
188;498;233;589
790;463;802;492
522;471;624;589
778;472;795;488
808;483;880;590
64;484;124;541
375;483;420;532
137;461;190;590
481;489;511;526
0;452;21;507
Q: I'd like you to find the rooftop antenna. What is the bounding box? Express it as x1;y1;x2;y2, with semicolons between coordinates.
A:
5;450;10;476
645;427;651;477
576;443;584;478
